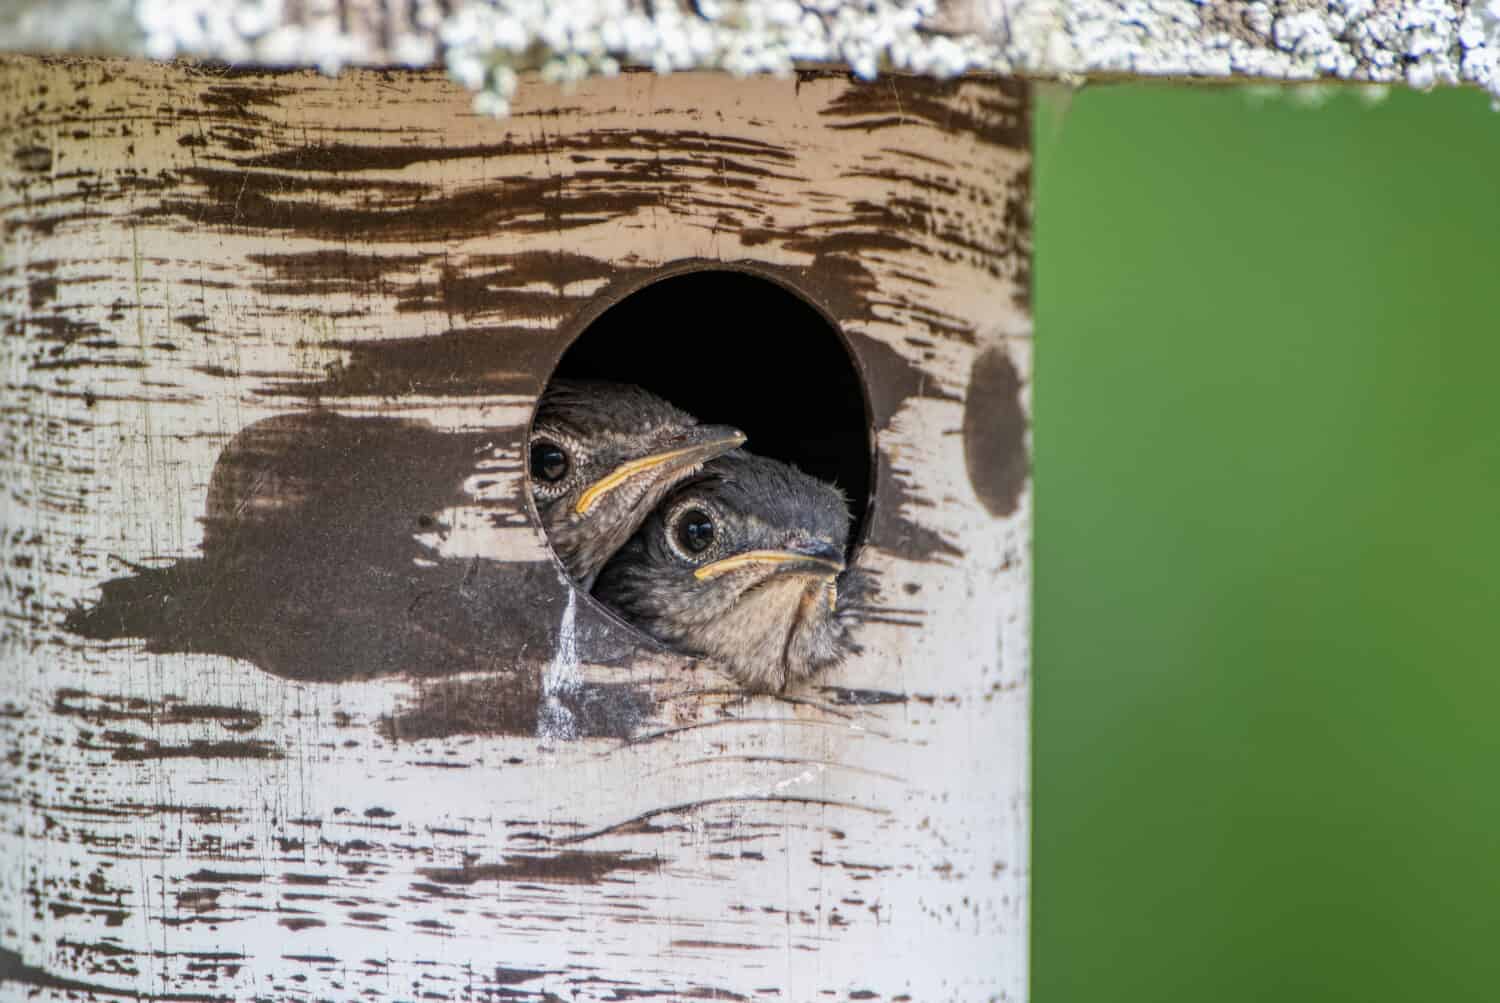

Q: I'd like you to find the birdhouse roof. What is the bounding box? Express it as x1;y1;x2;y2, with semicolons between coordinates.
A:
3;1;1497;108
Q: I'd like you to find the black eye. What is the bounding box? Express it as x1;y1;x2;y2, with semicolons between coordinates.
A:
530;441;569;483
675;509;715;554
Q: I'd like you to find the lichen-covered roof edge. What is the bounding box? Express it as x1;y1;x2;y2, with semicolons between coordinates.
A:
3;1;1497;115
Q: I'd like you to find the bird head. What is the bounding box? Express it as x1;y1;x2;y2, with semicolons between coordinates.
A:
594;451;865;692
530;380;745;587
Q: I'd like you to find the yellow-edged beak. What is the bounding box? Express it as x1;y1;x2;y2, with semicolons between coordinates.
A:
693;548;845;582
574;428;745;516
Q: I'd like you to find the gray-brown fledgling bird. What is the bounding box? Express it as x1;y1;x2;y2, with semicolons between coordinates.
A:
594;451;869;692
530;380;745;589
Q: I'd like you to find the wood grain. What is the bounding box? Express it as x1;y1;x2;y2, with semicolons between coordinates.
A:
0;57;1031;1001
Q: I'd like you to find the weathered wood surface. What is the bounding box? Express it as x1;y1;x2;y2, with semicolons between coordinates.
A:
0;58;1031;1001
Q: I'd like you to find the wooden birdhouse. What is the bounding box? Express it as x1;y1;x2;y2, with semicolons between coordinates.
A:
0;0;1038;992
3;2;1491;999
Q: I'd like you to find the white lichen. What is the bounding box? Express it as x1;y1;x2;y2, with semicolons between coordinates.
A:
2;1;1497;114
438;0;999;117
135;0;438;73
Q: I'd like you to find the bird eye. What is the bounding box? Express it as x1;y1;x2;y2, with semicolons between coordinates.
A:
530;441;569;483
675;509;715;554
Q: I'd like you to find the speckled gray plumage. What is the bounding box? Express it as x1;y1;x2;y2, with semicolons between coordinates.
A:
530;380;742;588
594;450;871;692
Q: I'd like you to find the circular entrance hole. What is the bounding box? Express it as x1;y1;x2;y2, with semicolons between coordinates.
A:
543;268;872;565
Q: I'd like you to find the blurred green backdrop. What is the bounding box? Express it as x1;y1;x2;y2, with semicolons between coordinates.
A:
1032;85;1500;1002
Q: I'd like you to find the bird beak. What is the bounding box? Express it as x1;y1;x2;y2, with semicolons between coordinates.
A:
693;540;846;582
574;425;745;516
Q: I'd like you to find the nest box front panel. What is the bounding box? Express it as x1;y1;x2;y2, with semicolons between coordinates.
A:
0;58;1032;1002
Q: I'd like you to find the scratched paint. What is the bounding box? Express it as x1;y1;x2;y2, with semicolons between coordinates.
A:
0;58;1032;1001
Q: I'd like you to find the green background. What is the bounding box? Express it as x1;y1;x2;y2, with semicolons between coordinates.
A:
1032;85;1499;1002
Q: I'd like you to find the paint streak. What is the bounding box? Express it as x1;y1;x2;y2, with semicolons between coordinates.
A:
821;687;909;706
381;675;650;742
418;851;660;886
54;688;262;732
0;946;225;1001
962;345;1029;516
64;412;646;687
822;76;1029;149
11;145;53;173
109;740;281;762
269;325;553;398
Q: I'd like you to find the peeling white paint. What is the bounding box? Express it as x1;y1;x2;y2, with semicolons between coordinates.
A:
537;588;581;741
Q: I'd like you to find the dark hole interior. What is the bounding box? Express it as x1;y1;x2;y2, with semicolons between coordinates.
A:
548;269;872;550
